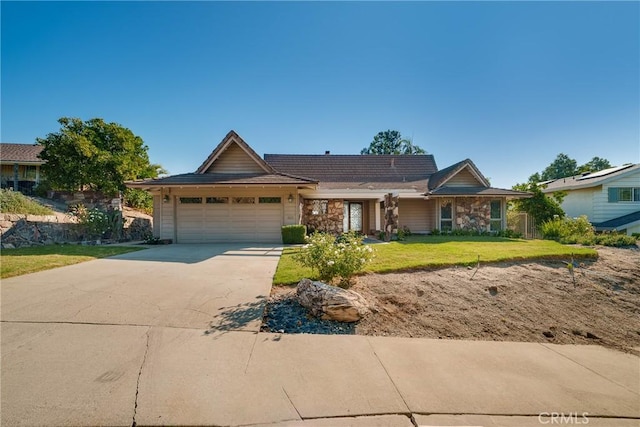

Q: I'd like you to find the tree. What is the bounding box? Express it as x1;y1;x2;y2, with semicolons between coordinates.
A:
578;157;611;174
511;181;565;225
360;130;426;155
540;153;578;181
38;117;164;196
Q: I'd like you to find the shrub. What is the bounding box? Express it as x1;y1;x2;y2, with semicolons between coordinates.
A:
0;189;53;215
592;232;638;247
281;225;307;244
293;231;375;287
123;188;153;215
72;204;112;239
541;215;594;241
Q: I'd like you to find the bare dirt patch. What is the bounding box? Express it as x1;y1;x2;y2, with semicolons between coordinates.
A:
351;245;640;354
266;245;640;354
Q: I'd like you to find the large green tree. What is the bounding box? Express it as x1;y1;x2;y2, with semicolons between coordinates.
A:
577;156;612;174
37;117;164;195
540;153;578;181
361;130;426;155
511;181;565;224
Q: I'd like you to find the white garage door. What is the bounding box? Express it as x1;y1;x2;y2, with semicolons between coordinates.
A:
176;196;283;243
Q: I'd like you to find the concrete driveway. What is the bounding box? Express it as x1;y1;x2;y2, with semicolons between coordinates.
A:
1;244;282;330
1;243;283;426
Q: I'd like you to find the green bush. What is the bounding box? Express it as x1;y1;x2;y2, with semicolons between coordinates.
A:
281;225;307;244
541;215;637;247
293;231;375;287
592;232;638;247
541;215;594;241
0;189;53;215
123;188;153;215
72;204;112;239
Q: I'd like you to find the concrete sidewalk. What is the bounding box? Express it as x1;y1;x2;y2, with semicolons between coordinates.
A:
2;325;638;426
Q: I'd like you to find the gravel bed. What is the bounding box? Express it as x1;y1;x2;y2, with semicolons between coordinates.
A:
260;292;355;335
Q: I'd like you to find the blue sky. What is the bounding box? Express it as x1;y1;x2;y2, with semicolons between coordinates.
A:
2;1;639;188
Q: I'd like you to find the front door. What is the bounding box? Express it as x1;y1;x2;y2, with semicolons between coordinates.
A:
343;201;363;233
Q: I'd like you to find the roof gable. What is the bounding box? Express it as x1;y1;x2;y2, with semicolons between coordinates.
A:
196;130;274;174
0;143;44;164
428;159;490;190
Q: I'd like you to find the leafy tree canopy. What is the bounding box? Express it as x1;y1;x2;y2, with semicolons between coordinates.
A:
38;117;165;195
577;156;612;174
540;153;578;181
361;130;426;155
533;153;613;182
511;181;566;224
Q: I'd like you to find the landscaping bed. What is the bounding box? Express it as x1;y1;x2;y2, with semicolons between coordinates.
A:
263;245;640;354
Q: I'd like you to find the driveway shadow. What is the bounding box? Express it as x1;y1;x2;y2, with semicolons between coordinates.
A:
107;244;283;264
205;296;267;334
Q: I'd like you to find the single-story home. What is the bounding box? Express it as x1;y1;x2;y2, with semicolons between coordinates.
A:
542;163;640;236
0;143;44;194
127;130;530;243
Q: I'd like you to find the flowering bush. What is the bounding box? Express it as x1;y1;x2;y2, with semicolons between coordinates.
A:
72;204;111;239
293;231;375;287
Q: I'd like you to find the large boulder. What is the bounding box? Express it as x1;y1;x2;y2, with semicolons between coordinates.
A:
296;278;370;322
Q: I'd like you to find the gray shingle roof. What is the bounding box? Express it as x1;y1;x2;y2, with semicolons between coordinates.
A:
592;210;640;230
428;186;531;197
264;154;437;183
542;164;639;192
0;143;44;164
127;173;316;187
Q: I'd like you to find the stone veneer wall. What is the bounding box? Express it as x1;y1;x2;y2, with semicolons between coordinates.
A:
455;197;492;232
302;199;344;234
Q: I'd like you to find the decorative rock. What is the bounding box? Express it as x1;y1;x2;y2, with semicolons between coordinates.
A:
296;278;370;322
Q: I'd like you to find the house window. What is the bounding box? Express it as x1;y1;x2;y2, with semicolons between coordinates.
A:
490;200;502;231
311;200;328;215
206;197;228;204
179;197;202;204
608;187;640;203
440;200;452;231
259;197;281;204
233;197;255;204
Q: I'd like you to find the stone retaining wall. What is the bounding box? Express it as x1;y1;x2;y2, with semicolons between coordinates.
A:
0;211;152;248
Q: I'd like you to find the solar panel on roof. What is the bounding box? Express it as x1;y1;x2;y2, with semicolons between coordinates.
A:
575;164;634;180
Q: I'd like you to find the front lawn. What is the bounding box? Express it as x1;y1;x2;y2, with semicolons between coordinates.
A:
1;245;144;279
273;235;597;284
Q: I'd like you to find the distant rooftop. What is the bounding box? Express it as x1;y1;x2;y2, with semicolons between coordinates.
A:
542;163;639;192
0;143;44;164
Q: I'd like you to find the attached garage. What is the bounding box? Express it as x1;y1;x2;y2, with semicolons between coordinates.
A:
176;196;284;243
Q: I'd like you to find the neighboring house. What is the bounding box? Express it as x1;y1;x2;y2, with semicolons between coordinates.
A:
0;143;44;194
127;130;529;243
541;163;640;236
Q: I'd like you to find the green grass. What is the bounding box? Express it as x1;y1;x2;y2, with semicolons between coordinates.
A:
273;235;597;284
0;189;54;215
1;245;144;279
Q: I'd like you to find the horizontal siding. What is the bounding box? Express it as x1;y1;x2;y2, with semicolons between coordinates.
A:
445;168;482;187
560;188;594;219
593;172;640;222
399;199;435;233
205;143;265;174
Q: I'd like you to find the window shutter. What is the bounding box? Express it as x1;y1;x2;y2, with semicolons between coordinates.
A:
608;187;619;203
